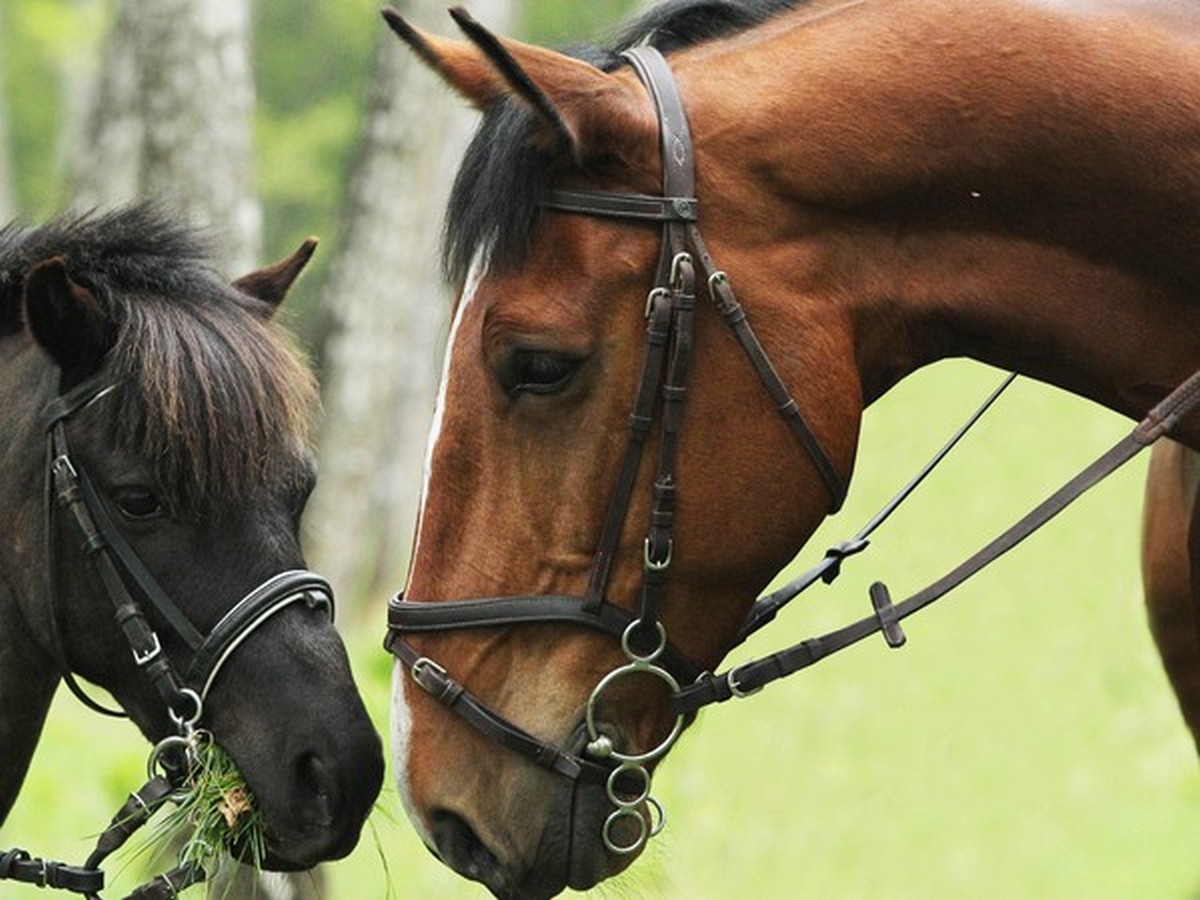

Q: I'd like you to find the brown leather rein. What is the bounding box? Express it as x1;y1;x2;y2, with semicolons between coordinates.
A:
386;44;1200;854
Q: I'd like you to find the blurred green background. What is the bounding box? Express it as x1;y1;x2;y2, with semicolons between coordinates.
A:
9;361;1200;898
4;0;1200;897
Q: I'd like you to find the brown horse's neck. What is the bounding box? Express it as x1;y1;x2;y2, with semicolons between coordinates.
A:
685;0;1200;440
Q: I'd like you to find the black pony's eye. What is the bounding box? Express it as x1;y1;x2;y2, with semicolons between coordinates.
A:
113;486;163;520
505;351;582;396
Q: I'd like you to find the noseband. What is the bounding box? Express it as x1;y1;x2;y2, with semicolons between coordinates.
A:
386;45;846;855
1;378;334;899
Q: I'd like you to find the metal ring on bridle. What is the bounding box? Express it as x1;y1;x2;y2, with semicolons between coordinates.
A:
585;664;684;765
647;795;666;837
146;734;191;781
602;806;649;856
606;762;652;807
620;619;666;663
167;687;203;733
644;286;669;319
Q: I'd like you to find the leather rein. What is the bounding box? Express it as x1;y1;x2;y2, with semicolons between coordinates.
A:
386;44;1200;855
2;378;335;899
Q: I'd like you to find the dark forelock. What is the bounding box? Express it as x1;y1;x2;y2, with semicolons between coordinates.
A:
1;206;317;517
441;0;805;283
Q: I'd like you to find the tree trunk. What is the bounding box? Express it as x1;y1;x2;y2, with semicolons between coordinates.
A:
71;0;260;272
0;7;16;222
68;3;284;896
307;0;516;612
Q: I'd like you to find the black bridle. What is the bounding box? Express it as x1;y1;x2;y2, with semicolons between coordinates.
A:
386;44;1200;855
2;377;334;899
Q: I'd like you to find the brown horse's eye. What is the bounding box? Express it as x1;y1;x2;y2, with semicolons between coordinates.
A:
113;486;163;520
504;350;582;396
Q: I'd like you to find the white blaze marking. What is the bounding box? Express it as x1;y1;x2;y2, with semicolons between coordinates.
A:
408;256;486;575
391;257;486;843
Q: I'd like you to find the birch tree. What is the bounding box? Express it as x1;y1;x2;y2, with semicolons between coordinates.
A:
71;0;260;272
307;0;516;610
0;8;16;222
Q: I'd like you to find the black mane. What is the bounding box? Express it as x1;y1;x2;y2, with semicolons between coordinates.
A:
0;206;316;516
442;0;804;283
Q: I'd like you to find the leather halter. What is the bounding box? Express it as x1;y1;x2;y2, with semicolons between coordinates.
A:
2;377;336;899
43;377;335;719
387;45;847;852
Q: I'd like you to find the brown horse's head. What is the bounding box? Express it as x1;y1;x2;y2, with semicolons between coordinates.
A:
385;6;861;896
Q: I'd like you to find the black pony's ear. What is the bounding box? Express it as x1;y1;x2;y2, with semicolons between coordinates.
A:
382;5;655;162
233;237;318;316
23;257;113;382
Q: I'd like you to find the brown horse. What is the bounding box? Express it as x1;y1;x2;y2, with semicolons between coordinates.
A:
383;0;1200;896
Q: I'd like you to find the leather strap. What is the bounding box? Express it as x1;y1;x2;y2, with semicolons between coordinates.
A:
186;570;333;700
544;190;697;222
0;849;104;895
387;594;701;685
583;286;676;609
688;225;847;509
48;423;194;718
391;636;640;788
674;367;1200;715
733;372;1017;645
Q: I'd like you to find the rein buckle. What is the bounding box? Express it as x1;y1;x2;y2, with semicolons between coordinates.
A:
727;662;763;699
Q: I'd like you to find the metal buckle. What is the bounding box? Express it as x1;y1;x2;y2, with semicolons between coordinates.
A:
644;286;668;319
669;251;693;288
642;536;673;571
411;656;448;693
727;662;763;699
51;453;78;482
132;632;162;667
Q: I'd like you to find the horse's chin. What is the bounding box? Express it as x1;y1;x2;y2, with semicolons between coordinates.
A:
565;781;640;890
428;779;639;900
249;827;361;872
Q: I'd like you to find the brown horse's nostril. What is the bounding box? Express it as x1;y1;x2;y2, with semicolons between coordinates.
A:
431;809;503;887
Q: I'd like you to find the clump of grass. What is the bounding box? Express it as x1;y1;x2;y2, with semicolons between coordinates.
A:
143;732;267;881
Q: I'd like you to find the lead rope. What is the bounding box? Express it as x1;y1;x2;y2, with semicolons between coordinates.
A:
0;718;209;899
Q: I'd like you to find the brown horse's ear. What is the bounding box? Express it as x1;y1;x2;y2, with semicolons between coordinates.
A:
381;6;654;161
23;257;113;381
233;237;318;315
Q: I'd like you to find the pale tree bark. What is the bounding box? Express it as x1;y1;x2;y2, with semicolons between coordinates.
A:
66;3;287;896
307;0;516;611
71;0;260;273
0;7;16;222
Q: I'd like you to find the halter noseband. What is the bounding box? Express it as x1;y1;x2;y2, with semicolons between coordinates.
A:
386;45;845;855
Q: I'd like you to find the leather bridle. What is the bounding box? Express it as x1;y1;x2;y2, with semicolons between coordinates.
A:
386;44;846;855
386;43;1200;858
1;377;335;899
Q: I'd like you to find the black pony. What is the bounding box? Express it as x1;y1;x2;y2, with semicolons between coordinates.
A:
0;207;382;874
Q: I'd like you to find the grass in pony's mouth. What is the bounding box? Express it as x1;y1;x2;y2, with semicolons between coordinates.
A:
142;732;267;880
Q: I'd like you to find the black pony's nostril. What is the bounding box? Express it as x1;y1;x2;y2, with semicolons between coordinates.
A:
431;809;502;884
292;751;337;829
